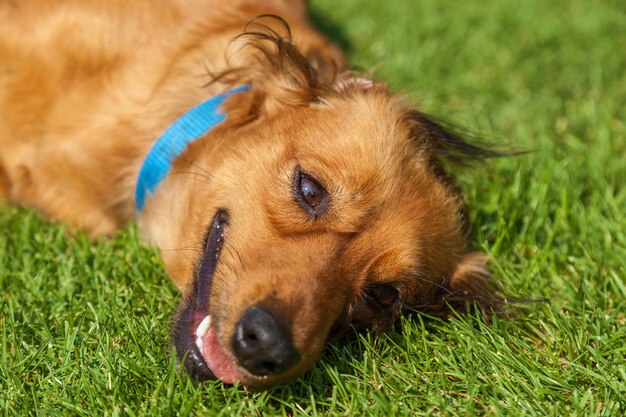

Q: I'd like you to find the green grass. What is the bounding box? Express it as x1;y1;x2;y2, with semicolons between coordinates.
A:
2;0;625;415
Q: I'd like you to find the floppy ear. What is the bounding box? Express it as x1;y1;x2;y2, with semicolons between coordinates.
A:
445;252;504;316
211;15;343;119
404;110;502;163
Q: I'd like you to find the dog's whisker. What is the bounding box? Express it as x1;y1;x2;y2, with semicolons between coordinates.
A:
219;243;242;276
357;170;386;195
149;149;217;183
165;170;215;183
168;266;197;275
415;274;455;296
160;245;203;253
224;242;245;270
175;155;216;178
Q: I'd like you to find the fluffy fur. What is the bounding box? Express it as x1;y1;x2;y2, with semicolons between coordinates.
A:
0;0;503;388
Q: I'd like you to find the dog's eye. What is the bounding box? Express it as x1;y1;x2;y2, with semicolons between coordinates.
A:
294;168;327;215
300;175;322;207
367;285;400;306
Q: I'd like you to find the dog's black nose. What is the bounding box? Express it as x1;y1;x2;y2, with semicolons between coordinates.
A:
233;305;300;376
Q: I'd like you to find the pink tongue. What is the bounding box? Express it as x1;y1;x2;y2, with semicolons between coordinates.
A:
202;326;242;384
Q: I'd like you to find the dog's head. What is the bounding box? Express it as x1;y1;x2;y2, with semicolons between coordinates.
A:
139;19;503;388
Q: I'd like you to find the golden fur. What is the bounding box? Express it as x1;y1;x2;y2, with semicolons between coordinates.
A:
0;0;502;388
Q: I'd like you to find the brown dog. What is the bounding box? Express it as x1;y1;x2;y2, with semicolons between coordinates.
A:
0;0;502;388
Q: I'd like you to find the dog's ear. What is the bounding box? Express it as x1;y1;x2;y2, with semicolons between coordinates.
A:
404;252;504;319
444;252;504;316
211;15;347;120
220;87;269;127
404;110;501;164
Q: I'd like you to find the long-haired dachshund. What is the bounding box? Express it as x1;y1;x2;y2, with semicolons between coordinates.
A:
0;0;503;388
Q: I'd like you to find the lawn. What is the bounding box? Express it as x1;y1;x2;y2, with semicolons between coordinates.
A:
1;0;625;415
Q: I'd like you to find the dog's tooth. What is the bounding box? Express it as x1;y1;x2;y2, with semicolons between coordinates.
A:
195;315;212;352
197;315;212;336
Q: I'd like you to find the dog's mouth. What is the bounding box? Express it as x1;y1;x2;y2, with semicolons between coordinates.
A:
172;209;242;384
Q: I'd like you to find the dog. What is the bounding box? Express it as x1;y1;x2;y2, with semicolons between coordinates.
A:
0;0;503;388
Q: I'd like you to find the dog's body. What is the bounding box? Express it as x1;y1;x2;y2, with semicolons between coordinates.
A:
0;0;501;388
0;0;335;235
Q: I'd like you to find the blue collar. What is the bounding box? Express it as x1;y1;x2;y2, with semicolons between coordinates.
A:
135;85;249;211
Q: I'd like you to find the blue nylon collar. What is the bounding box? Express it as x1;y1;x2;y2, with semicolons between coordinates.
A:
135;85;249;211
